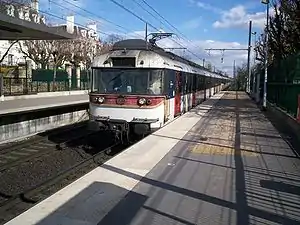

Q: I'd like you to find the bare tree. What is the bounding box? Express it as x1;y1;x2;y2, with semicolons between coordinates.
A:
99;42;113;54
235;63;248;91
0;40;19;65
47;40;72;85
69;37;101;69
19;40;51;69
3;0;31;4
104;34;123;45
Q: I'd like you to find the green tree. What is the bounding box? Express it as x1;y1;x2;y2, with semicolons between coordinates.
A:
206;62;213;71
255;0;300;64
234;63;247;91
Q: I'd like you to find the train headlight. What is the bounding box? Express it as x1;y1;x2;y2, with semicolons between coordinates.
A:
98;96;105;103
138;98;146;105
146;99;152;105
93;97;98;103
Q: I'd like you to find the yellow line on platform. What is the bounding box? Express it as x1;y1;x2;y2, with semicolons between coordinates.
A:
191;144;258;156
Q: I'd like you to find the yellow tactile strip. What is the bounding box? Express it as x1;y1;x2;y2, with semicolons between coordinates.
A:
190;143;258;156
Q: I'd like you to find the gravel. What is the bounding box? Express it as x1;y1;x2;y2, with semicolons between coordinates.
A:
0;125;116;225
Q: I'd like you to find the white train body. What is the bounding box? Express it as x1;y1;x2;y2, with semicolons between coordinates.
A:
89;39;230;139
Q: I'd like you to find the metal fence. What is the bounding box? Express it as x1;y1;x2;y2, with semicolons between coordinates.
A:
261;53;300;118
267;83;300;117
2;78;89;96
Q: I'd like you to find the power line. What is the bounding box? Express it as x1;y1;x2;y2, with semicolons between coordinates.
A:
108;0;159;31
49;0;130;38
129;0;205;63
11;0;111;37
139;0;209;63
107;0;205;62
141;1;206;51
55;0;145;38
130;0;162;30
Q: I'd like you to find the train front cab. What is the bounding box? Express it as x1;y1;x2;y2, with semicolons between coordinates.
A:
88;67;227;141
88;67;170;141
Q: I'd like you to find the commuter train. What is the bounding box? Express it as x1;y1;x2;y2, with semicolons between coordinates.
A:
89;39;230;143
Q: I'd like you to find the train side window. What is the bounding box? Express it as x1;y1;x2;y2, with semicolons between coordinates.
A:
163;69;175;97
193;74;197;92
148;70;162;94
176;71;182;93
182;72;187;94
189;73;193;93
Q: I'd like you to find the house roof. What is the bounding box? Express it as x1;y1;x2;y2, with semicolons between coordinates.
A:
0;4;76;40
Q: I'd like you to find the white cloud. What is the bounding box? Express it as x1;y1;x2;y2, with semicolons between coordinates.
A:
213;5;270;29
189;0;223;14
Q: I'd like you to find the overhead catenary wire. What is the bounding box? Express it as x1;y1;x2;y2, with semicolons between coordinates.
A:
14;0;214;69
51;0;208;64
135;0;209;64
57;0;145;38
48;0;130;38
107;0;160;31
132;0;207;63
10;0;114;38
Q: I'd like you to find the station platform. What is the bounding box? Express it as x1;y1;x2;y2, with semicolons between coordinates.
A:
5;91;300;225
0;92;89;116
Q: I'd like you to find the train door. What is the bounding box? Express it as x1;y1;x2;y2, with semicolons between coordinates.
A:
175;71;182;116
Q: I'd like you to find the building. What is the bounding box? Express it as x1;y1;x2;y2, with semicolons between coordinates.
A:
0;0;99;70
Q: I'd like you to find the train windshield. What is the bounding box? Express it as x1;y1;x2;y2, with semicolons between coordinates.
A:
91;68;163;95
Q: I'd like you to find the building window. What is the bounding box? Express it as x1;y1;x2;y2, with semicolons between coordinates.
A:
8;54;13;65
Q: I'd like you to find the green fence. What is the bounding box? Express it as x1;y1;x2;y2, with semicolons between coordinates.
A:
31;69;89;91
268;83;300;117
265;53;300;118
32;69;69;81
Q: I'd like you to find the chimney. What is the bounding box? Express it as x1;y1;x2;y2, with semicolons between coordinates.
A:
87;23;97;39
66;15;74;34
31;0;39;13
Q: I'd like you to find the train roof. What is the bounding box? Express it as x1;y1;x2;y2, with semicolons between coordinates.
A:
92;39;230;80
113;39;205;71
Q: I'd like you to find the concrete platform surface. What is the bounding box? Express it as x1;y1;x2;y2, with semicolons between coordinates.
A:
5;91;300;225
0;94;89;116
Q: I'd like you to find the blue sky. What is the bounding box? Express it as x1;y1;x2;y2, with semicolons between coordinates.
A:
39;0;269;75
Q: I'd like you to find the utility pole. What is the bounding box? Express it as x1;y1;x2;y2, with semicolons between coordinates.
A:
145;23;148;49
233;60;236;90
251;31;257;98
246;20;252;94
205;20;253;93
262;0;270;110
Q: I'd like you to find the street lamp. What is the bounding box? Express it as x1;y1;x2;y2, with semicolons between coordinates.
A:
261;0;269;110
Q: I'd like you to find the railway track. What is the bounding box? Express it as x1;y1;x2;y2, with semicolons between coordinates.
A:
0;123;133;225
0;123;86;173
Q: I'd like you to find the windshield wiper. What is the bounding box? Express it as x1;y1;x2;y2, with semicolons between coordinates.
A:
108;71;124;84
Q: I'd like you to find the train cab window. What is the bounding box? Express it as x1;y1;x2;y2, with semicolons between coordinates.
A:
91;68;163;95
111;57;136;67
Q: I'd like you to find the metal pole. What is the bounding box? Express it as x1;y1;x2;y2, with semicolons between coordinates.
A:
233;60;236;90
251;32;257;97
203;58;205;67
26;60;28;90
145;22;148;49
262;2;269;109
247;20;252;94
0;73;3;99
